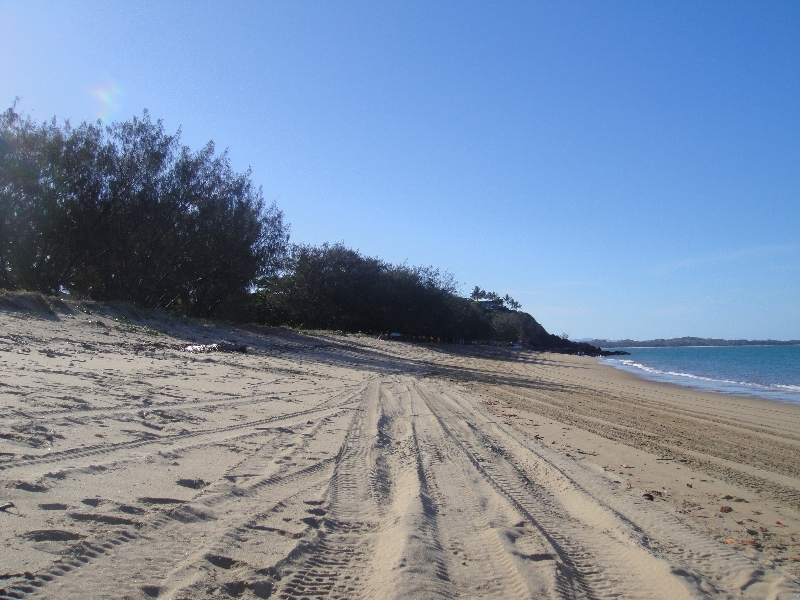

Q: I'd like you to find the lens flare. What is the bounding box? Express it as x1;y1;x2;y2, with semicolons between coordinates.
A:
89;81;122;120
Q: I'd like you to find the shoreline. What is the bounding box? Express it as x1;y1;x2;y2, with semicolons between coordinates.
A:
599;348;800;406
589;351;800;429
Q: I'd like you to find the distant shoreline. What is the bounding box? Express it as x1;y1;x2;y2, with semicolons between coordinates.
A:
584;337;800;349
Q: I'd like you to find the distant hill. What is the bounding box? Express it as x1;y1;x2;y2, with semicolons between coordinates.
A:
586;337;800;348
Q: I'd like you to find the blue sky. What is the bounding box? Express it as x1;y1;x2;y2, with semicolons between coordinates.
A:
2;1;798;339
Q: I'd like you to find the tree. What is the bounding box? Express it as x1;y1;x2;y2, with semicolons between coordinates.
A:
502;294;521;310
470;286;487;300
254;243;486;338
0;106;289;316
469;286;520;310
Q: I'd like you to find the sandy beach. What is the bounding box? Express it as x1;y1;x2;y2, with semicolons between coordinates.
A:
1;293;798;599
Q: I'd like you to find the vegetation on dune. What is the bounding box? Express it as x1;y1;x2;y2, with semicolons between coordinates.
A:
1;106;608;352
0;104;288;316
245;242;562;345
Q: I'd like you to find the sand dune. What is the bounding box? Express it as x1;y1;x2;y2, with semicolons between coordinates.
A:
1;295;798;599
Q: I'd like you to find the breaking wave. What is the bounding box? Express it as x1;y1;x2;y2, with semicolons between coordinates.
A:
601;353;800;405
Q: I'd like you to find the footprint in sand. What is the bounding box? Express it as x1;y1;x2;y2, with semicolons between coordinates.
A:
176;478;209;489
21;529;84;542
13;481;49;493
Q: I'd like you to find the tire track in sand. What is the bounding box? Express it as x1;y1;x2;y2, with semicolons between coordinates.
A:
413;379;702;599
415;378;800;599
273;379;383;600
0;387;360;473
276;378;559;599
4;408;355;600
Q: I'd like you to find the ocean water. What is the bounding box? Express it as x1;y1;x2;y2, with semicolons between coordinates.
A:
600;345;800;405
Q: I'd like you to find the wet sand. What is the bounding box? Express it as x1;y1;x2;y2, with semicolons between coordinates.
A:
1;293;798;599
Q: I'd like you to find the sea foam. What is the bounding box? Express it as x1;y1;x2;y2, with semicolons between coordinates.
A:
601;345;800;405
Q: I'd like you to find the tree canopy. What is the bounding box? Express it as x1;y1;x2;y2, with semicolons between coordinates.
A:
253;243;484;337
0;106;288;316
251;242;558;343
469;286;521;310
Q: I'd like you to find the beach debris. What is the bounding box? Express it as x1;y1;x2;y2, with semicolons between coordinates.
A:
776;520;786;526
533;434;543;440
185;344;215;353
626;482;632;489
0;501;20;515
750;509;762;515
720;506;733;513
724;538;737;544
741;539;760;546
184;342;247;354
686;483;693;488
621;464;633;469
642;493;655;501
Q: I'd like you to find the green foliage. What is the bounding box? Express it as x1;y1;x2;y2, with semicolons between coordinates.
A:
253;243;483;337
0;106;289;316
469;286;521;310
251;243;551;342
488;310;549;344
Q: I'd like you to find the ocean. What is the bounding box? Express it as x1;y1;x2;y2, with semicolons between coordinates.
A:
600;345;800;405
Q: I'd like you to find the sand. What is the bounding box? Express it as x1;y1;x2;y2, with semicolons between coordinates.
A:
1;293;798;599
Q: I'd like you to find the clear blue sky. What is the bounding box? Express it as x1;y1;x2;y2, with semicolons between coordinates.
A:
2;1;799;340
